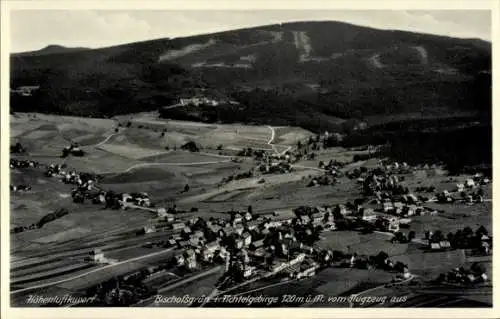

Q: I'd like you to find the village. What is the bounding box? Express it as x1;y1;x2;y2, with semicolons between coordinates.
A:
9;123;492;307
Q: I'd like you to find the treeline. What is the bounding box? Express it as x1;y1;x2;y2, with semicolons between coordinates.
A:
387;125;491;176
322;118;491;176
10;60;490;135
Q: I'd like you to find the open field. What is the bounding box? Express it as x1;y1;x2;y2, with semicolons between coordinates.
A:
315;231;409;257
140;151;227;163
273;126;315;145
113;112;299;152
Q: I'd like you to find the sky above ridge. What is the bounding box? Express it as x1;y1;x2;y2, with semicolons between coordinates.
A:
10;10;491;53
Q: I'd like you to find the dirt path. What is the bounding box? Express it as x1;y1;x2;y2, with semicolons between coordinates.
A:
93;132;119;148
122;160;232;173
267;125;293;155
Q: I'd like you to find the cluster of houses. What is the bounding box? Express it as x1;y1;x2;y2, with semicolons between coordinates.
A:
141;207;328;283
219;153;294;185
380;200;437;218
319;159;346;174
118;192;152;208
341;251;411;277
87;249;108;264
307;174;337;187
61;142;85;157
425;226;492;255
436;265;488;286
11;155;161;214
10;184;31;192
436;189;484;204
45;163;68;177
11;223;39;234
382;161;413;174
179;96;220;107
437;177;488;203
83;269;157;306
11;85;40;97
354;161;490;207
10;142;26;154
452;176;489;203
259;161;293;175
139;202;416;288
258;153;293;175
10;158;40;169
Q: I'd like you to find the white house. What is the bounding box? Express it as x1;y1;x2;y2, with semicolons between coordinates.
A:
383;202;394;213
242;232;252;246
89;249;105;263
362;208;377;221
465;179;476;188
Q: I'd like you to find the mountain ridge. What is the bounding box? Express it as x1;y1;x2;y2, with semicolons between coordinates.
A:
14;44;90;57
11;20;491;56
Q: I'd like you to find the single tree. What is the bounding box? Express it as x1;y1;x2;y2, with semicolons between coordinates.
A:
431;230;444;243
476;225;488;237
375;251;389;267
408;231;416;242
463;226;474;237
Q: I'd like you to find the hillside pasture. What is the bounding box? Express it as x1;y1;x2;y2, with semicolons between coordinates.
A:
274;126;315;145
140;151;227;163
97;142;169;160
12;203;152;255
100;166;180;184
315;231;407;257
112;113;313;153
61;149;140;174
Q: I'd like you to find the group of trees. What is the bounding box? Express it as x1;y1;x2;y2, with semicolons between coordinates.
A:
391;231;416;244
84;275;157;306
435;263;488;286
333;250;409;273
11;208;69;234
221;170;255;184
180;141;200;152
10;142;26;154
